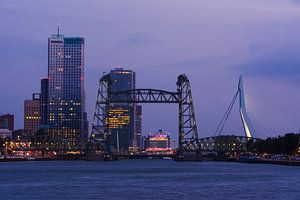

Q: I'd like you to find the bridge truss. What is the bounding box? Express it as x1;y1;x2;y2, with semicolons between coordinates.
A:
91;74;201;159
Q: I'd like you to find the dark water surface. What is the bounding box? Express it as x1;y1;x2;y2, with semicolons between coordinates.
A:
0;160;299;200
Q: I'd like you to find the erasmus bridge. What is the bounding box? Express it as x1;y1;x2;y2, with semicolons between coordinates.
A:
199;76;258;152
90;73;297;161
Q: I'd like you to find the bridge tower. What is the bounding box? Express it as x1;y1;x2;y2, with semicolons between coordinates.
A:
175;74;201;161
214;75;255;138
238;76;255;138
90;74;111;152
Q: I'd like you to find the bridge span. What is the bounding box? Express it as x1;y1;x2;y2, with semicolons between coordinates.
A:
91;74;201;161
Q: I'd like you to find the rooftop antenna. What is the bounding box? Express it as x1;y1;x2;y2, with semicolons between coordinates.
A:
57;23;60;36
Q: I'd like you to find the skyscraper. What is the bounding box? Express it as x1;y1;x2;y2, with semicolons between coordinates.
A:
106;68;141;152
47;28;86;149
24;93;41;135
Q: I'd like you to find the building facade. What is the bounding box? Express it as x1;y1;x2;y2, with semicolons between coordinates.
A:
0;114;14;131
47;31;86;149
0;129;12;139
40;78;48;127
146;130;171;153
106;68;141;152
24;93;41;135
135;105;142;150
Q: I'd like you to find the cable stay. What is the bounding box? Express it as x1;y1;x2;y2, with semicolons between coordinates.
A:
213;91;238;136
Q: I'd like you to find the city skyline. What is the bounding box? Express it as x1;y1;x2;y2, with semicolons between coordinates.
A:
0;2;300;199
1;0;300;139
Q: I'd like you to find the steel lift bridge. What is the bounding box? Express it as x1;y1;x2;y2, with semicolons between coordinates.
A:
91;74;201;161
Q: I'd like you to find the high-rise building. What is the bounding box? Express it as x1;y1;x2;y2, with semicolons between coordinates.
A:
24;93;41;135
40;78;48;127
83;112;89;144
106;68;141;152
0;114;14;131
135;105;142;150
47;28;86;149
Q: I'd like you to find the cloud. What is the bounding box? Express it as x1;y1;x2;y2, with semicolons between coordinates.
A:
291;0;300;4
116;33;161;48
237;48;300;81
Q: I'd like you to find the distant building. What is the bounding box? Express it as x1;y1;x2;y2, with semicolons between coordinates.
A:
141;135;148;150
0;129;12;139
146;130;171;153
0;114;14;131
83;112;89;144
135;105;142;150
107;107;132;152
24;93;41;135
47;29;87;149
12;129;32;142
106;68;140;152
40;78;48;127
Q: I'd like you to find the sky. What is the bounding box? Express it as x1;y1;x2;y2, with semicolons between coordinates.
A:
0;0;300;139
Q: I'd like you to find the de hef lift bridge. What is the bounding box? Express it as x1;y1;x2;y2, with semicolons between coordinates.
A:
90;74;257;161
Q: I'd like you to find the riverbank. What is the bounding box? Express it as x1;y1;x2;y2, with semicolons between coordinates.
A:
0;154;85;162
253;159;300;166
1;156;300;166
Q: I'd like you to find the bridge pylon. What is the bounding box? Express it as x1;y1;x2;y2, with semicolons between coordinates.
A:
214;75;255;138
238;76;255;138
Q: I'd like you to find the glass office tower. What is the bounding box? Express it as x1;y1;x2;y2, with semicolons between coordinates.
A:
107;68;139;152
47;31;86;149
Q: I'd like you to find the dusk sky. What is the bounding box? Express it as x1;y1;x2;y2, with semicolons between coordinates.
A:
1;0;300;139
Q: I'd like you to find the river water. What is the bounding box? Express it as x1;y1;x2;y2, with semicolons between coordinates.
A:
0;160;299;200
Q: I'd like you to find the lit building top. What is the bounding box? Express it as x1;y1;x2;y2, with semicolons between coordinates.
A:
24;94;41;135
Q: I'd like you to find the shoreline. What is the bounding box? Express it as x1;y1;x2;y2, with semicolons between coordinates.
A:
1;157;300;166
238;159;300;166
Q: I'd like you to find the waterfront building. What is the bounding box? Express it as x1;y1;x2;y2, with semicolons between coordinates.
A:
0;114;14;131
83;112;89;144
12;129;32;142
0;129;12;139
106;68;141;152
107;107;132;152
135;105;142;150
141;135;148;151
40;78;48;127
24;93;41;135
146;130;171;153
47;28;87;149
